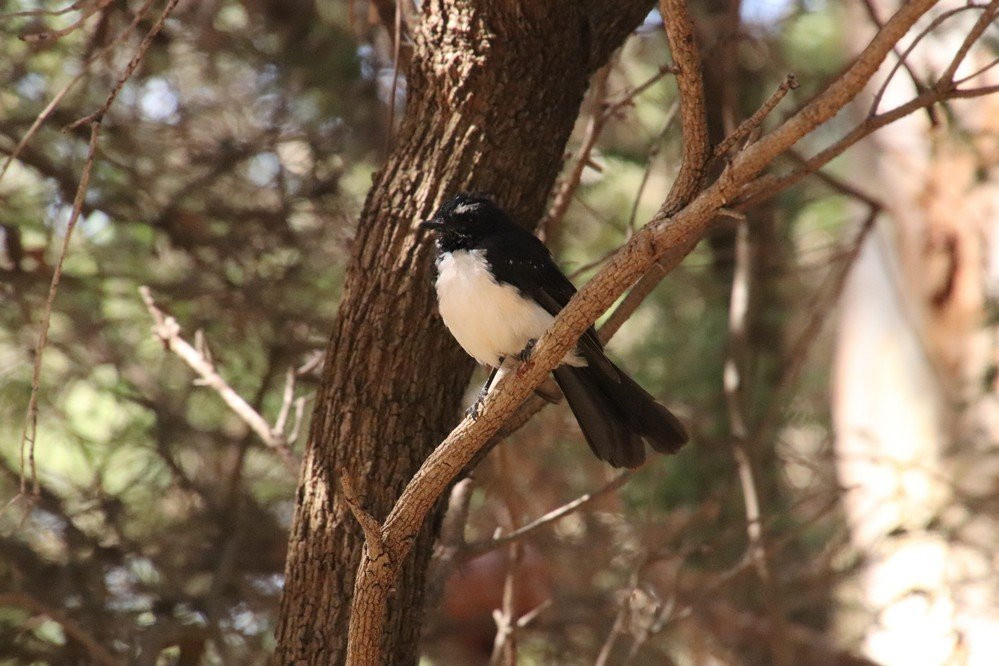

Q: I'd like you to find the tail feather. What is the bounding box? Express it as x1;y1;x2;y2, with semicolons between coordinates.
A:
552;349;688;468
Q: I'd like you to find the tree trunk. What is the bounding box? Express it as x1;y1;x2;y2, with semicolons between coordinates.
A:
273;2;653;662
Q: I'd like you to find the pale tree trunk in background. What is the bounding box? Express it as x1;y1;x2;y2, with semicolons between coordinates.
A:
834;6;999;664
273;2;653;663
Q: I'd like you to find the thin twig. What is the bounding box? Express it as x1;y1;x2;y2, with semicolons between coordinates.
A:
954;53;999;86
627;104;678;233
738;78;999;210
489;542;521;666
938;0;999;85
540;62;612;242
868;3;989;116
287;396;307;447
464;470;635;557
713;73;798;160
595;570;642;666
18;122;100;496
18;0;112;43
860;0;936;122
274;368;296;435
0;0;158;183
65;0;182;131
541;63;676;241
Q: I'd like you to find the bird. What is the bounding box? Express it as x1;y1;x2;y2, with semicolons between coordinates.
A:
420;193;688;468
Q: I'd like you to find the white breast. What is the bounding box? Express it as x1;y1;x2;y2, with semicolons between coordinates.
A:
435;250;555;367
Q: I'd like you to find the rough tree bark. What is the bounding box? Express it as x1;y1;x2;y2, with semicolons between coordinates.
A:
273;2;653;663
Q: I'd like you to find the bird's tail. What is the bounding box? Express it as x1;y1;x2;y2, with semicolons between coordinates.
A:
552;349;687;468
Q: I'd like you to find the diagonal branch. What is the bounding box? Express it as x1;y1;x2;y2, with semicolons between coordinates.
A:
139;287;300;474
343;0;942;662
65;0;181;131
463;469;636;557
18;122;100;496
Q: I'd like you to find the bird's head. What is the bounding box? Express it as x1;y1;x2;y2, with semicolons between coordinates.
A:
420;193;508;251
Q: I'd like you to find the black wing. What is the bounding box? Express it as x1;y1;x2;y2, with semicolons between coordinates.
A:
480;227;611;371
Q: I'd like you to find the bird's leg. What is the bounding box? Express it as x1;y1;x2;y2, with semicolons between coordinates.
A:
466;361;501;421
515;339;537;376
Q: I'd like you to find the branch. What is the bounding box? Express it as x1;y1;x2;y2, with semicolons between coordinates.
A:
343;0;941;661
740;1;998;209
657;0;710;217
138;287;300;474
938;0;999;85
860;0;937;121
489;542;521;666
16;0;112;43
596;0;712;341
339;472;388;563
65;0;181;131
463;470;635;557
712;73;798;160
541;63;675;241
18;122;100;496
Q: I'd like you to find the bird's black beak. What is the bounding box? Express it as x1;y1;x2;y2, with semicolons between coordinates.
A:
419;220;444;232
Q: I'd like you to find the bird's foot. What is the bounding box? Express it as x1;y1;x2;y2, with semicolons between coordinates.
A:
465;396;485;421
465;373;494;421
515;340;537;377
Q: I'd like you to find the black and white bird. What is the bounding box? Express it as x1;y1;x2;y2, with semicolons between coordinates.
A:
420;193;688;468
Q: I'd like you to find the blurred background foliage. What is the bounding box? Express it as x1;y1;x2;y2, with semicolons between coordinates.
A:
1;1;996;664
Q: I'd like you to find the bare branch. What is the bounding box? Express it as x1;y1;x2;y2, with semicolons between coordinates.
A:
657;0;710;217
0;0;157;182
541;63;675;241
860;0;937;121
65;0;182;131
868;3;992;117
138;287;300;474
343;1;942;660
939;0;999;85
339;472;388;562
464;470;635;557
738;76;998;210
274;368;296;435
954;53;999;86
17;0;111;43
713;73;798;160
18;121;100;496
489;542;521;666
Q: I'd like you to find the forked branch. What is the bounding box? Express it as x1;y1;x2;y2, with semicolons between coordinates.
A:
341;1;946;663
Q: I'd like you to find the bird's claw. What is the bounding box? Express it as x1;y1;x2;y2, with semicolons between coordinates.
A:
466;395;485;421
514;339;537;376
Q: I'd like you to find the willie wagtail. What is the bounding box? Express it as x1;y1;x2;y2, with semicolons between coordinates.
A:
420;193;688;468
